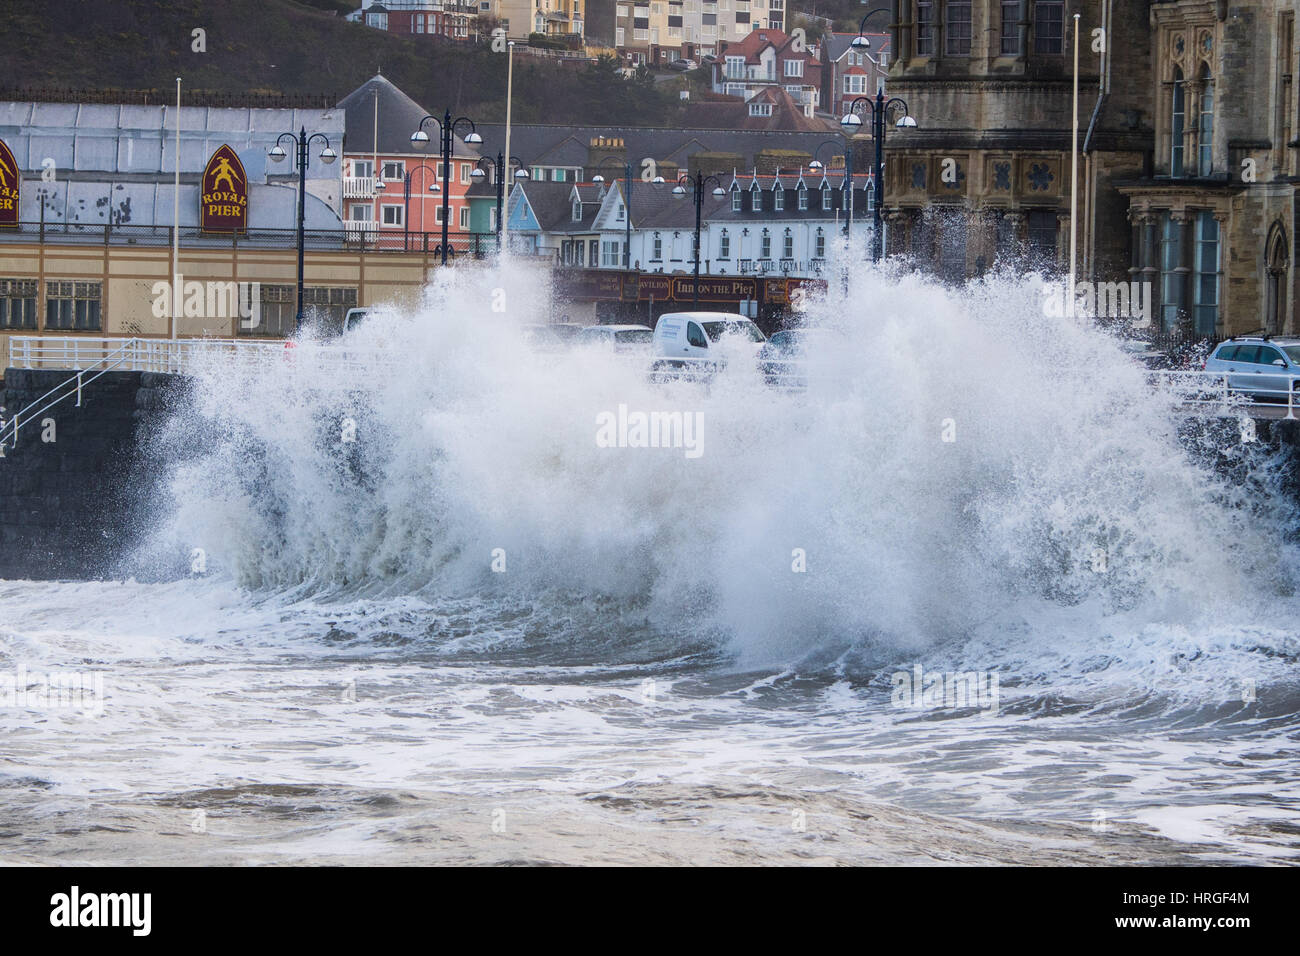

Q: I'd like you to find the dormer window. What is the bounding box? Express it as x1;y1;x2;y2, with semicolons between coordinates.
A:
797;184;808;210
750;184;761;211
749;102;773;117
822;186;832;210
773;186;784;211
732;188;742;212
573;200;582;222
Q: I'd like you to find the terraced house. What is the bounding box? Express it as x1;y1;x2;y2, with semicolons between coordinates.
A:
879;0;1298;336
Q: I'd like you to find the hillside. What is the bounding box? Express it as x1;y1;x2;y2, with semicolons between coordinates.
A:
0;0;680;126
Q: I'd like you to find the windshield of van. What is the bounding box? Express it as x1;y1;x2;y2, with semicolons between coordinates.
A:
702;320;764;343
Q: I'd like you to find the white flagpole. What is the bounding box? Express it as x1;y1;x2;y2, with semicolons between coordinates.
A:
503;40;514;253
172;76;181;341
1069;13;1080;318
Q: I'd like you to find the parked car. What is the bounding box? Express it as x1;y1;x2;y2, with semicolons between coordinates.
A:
549;323;585;343
1204;336;1300;401
576;324;654;353
669;59;698;71
757;328;844;360
521;324;573;352
758;328;847;386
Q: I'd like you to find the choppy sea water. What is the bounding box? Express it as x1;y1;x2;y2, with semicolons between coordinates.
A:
2;264;1299;864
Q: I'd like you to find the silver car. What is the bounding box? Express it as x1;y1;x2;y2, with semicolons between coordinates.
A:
577;324;654;354
1204;336;1300;400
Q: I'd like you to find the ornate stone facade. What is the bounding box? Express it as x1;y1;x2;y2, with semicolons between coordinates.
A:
881;0;1298;336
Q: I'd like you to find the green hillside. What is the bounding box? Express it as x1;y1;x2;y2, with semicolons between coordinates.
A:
0;0;679;125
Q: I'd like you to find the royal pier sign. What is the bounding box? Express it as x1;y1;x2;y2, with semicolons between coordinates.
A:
200;145;248;234
0;137;19;228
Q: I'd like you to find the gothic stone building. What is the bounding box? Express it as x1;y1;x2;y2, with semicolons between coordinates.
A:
880;0;1298;337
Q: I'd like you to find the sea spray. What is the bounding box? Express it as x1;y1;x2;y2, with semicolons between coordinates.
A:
134;259;1300;665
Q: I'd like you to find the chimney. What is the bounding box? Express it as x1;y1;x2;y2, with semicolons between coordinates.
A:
586;135;628;180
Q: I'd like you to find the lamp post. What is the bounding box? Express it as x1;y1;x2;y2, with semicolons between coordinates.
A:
375;164;439;251
470;153;529;251
410;109;483;266
809;139;854;237
842;92;916;263
269;127;337;331
845;12;917;263
849;7;890;53
591;158;635;270
669;171;727;310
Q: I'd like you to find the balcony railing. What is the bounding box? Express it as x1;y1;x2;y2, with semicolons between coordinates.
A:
344;219;379;242
344;176;377;198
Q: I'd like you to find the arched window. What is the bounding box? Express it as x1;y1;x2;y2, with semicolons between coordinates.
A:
760;228;772;259
783;227;794;259
719;228;731;260
815;227;826;259
1198;64;1214;176
1266;224;1290;334
1171;67;1186;177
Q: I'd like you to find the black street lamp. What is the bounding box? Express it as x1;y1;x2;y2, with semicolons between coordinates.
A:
375;164;439;251
842;92;916;263
470;153;529;251
845;10;917;263
590;158;637;270
269;127;337;331
410;109;483;266
669;171;727;310
809;139;854;237
850;8;890;52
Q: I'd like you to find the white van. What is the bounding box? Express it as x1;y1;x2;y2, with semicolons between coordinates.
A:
651;311;765;359
343;308;370;334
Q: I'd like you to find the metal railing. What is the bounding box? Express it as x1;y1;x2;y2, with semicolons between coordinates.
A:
6;336;286;374
0;338;145;456
6;335;399;377
1148;369;1300;419
0;220;496;255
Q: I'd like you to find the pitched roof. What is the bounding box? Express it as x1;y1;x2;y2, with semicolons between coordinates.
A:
720;28;822;66
337;74;479;159
514;179;584;232
824;32;892;63
682;88;837;133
